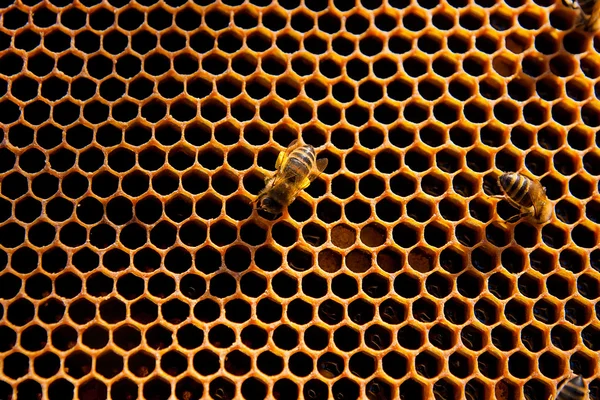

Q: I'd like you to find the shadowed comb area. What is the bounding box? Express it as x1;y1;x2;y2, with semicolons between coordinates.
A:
0;1;599;400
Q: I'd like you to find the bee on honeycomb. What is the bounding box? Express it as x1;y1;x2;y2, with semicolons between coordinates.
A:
491;172;552;224
255;140;328;216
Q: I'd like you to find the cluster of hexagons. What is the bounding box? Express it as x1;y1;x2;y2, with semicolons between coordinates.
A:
1;0;600;399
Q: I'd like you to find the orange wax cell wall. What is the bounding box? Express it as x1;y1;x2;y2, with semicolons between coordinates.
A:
0;0;599;399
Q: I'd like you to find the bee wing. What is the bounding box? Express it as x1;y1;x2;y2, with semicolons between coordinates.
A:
315;158;329;174
299;157;328;190
528;179;546;216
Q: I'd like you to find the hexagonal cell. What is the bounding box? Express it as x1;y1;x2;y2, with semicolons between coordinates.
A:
65;351;92;379
96;350;123;379
443;296;469;325
489;323;517;352
504;299;531;325
446;350;474;381
565;298;591;326
521;323;547;352
459;324;485;351
128;351;156;378
476;352;503;382
347;351;376;379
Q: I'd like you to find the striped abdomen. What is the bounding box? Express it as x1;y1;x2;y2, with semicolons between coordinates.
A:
499;172;532;207
284;145;316;182
556;375;585;400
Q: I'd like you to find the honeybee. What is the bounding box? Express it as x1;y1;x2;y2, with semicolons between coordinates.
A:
550;375;586;400
562;0;600;32
255;140;328;215
493;172;552;224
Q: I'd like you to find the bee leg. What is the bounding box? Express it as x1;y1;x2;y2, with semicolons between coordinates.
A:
505;212;531;223
299;177;312;190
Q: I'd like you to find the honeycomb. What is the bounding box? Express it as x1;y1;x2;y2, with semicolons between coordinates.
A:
1;0;600;399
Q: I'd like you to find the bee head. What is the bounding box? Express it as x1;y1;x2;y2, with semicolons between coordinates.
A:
258;196;283;215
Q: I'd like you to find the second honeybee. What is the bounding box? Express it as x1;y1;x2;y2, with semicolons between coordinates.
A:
562;0;600;32
495;172;552;224
552;375;585;400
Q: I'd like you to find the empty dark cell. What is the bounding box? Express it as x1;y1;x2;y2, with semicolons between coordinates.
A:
0;222;25;248
151;171;179;196
582;150;600;176
541;223;568;249
319;59;342;78
526;102;550;127
144;54;170;76
257;351;284;376
457;271;484;299
29;221;59;249
208;325;235;348
274;33;301;53
12;76;41;104
9;247;37;275
450;77;478;101
4;352;29;380
344;58;370;84
46;197;75;225
318;300;344;325
148;220;176;249
240;378;270;400
282;299;310;326
158;31;185;53
570;224;596;248
139;5;170;29
247;31;274;52
33;351;62;379
568;176;592;199
98;78;126;102
90;171;117;198
102;29;131;53
0;272;21;300
356;36;383;58
553;151;577;176
104;196;134;226
503;296;529;324
553;102;578;126
565;79;589;102
512;221;539;249
73;30;101;54
0;197;10;224
8;297;35;326
0;98;21;124
0;147;16;174
480;78;503;101
369;103;395;124
475;35;500;55
87;223;114;249
19;325;48;357
536;78;560;101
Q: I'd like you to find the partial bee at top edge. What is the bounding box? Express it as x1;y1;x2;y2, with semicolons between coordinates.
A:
253;140;328;217
550;374;586;400
562;0;600;32
492;172;552;224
